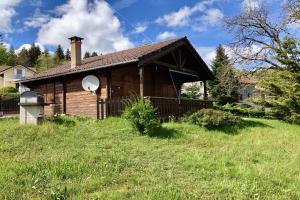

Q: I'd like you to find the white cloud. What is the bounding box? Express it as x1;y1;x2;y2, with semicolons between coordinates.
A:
2;42;11;49
24;8;50;28
0;0;22;33
37;0;134;55
15;43;45;54
156;31;177;41
196;46;216;66
132;24;147;34
200;8;224;25
155;0;214;27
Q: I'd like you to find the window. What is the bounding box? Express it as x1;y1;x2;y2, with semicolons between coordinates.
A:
16;69;23;78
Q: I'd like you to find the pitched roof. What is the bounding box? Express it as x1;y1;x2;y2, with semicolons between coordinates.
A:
0;65;37;74
0;65;13;74
21;37;211;82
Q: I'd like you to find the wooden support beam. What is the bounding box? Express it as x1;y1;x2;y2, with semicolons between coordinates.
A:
151;67;156;96
153;60;177;69
181;57;187;68
139;66;144;97
171;51;179;68
107;70;112;99
153;60;199;75
178;49;182;69
138;41;185;66
96;88;100;119
203;81;208;100
62;80;66;114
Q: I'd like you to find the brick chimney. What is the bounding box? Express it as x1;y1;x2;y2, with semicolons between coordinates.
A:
69;36;84;69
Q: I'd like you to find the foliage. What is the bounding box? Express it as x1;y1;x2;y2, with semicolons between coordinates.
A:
0;87;18;95
0;117;300;199
36;53;65;72
0;44;16;66
181;83;200;99
215;103;281;119
122;98;160;134
84;51;90;59
65;48;71;61
208;45;240;105
17;48;30;67
225;3;300;125
257;69;300;124
55;45;65;60
0;87;19;100
28;43;41;67
225;4;300;73
91;51;98;57
183;108;241;129
287;0;300;22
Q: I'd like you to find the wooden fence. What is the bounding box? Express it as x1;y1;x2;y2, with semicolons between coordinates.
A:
98;96;212;120
145;97;213;120
0;97;19;116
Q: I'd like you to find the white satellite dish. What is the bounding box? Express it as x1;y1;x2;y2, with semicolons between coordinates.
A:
82;75;100;95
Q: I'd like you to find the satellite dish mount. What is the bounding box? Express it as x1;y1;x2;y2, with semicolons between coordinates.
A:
82;75;100;95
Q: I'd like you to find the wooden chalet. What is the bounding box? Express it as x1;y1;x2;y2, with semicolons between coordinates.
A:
20;36;213;119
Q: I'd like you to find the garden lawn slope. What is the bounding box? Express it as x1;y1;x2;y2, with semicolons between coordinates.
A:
0;117;299;199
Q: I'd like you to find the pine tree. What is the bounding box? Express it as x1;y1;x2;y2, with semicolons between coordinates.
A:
17;48;30;67
65;48;71;60
8;46;17;66
28;43;41;67
44;48;49;57
84;51;90;59
91;52;98;57
208;45;240;105
55;45;65;60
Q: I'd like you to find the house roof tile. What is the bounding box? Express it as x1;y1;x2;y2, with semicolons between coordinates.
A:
21;37;210;82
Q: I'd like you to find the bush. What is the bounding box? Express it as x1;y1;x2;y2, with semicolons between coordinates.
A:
183;109;241;129
0;87;18;95
122;98;160;134
215;104;278;119
0;87;19;100
288;113;300;125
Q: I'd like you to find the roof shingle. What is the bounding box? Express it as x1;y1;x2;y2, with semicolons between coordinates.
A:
21;37;189;82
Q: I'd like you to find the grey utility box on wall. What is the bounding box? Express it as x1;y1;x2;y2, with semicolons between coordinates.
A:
19;91;44;125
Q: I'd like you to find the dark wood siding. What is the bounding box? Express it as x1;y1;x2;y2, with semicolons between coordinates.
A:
111;64;140;98
65;76;97;118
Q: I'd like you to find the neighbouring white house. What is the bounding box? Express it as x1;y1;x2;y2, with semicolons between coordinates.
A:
0;65;36;90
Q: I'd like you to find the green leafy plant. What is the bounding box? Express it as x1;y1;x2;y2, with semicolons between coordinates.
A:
214;103;282;119
0;87;17;95
0;86;19;100
122;97;160;134
183;109;241;129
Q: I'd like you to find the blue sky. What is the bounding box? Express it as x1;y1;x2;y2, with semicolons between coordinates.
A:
0;0;284;65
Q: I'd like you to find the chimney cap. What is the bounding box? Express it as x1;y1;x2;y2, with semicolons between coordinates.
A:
68;36;84;41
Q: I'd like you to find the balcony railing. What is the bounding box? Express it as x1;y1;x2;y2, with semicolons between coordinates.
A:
98;96;213;120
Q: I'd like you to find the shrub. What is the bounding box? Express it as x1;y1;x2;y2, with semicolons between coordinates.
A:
0;87;19;100
215;104;278;119
183;109;241;129
122;98;160;134
288;113;300;125
0;87;18;95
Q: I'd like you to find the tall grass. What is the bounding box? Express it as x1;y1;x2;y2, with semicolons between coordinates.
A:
0;116;299;199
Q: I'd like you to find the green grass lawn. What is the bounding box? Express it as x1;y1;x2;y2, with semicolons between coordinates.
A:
0;116;300;199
